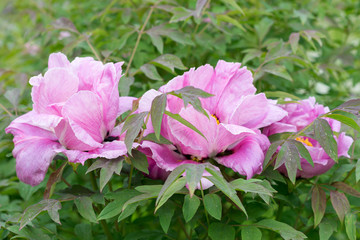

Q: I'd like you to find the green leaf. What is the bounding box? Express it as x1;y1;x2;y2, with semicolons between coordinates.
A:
169;7;193;23
335;98;360;111
119;76;134;96
254;18;274;43
231;179;274;196
140;64;163;81
264;140;282;167
324;113;360;132
203;194;222;220
314;119;338;162
74;223;93;240
290;139;314;167
7;225;51;240
147;33;163;54
242;49;262;64
135;185;162;193
241;226;262;240
98;189;140;220
129;150;149;174
172;86;213;99
256;219;307;240
205;166;247;217
142;133;172;145
185;164;205;197
332;182;360;198
122;192;156;212
122;111;148;154
75;197;97;223
319;218;337;240
157;201;175;233
86;158;123;192
156;177;187;212
274;141;301;184
289;33;300;53
194;0;207;18
20;199;62;230
151;54;187;73
264;91;301;100
165;111;206;139
150;93;167;140
356;159;360;183
118;202;140;222
182;195;200;222
208;223;235;240
156;164;187;206
330;190;350;223
216;14;245;31
345;213;357;240
220;0;244;15
263;64;293;81
100;160;123;192
44;162;67;199
312;185;326;227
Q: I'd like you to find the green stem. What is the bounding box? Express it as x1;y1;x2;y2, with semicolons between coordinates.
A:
128;164;134;189
0;102;13;117
124;4;156;76
85;37;102;62
87;161;98;191
99;219;114;240
200;182;210;228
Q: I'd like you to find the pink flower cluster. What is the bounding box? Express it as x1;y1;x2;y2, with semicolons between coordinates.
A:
6;53;353;186
263;97;353;178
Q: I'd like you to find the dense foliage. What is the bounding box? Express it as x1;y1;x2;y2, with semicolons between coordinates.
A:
1;0;360;239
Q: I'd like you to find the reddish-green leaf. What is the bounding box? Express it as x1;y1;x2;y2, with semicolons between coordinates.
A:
330;191;350;223
150;93;167;140
312;185;326;227
314;119;338;162
332;182;360;198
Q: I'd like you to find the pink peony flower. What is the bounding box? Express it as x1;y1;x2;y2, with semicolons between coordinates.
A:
263;97;353;178
139;60;287;180
5;53;135;186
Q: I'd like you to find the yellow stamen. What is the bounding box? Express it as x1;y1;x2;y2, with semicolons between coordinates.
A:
295;137;313;147
191;156;201;162
211;114;220;125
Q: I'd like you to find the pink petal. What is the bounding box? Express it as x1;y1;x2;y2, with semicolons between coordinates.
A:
215;65;256;122
216;135;267;179
6;111;62;131
118;97;136;115
229;93;269;129
62;91;106;145
54;119;101;151
70;57;104;90
166;106;219;158
337;132;353;157
257;101;288;128
6;120;62;186
140;141;192;171
204;60;242;114
263;122;297;136
138;89;162;112
59;140;130;164
48;52;71;69
31;68;79;115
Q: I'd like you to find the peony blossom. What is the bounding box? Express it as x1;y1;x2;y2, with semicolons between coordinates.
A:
139;60;287;180
5;53;134;186
263;97;353;178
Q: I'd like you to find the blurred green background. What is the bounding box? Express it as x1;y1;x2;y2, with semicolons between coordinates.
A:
0;0;359;239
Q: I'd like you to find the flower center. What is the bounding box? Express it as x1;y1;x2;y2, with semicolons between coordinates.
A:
211;114;220;125
295;137;313;147
191;156;202;162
